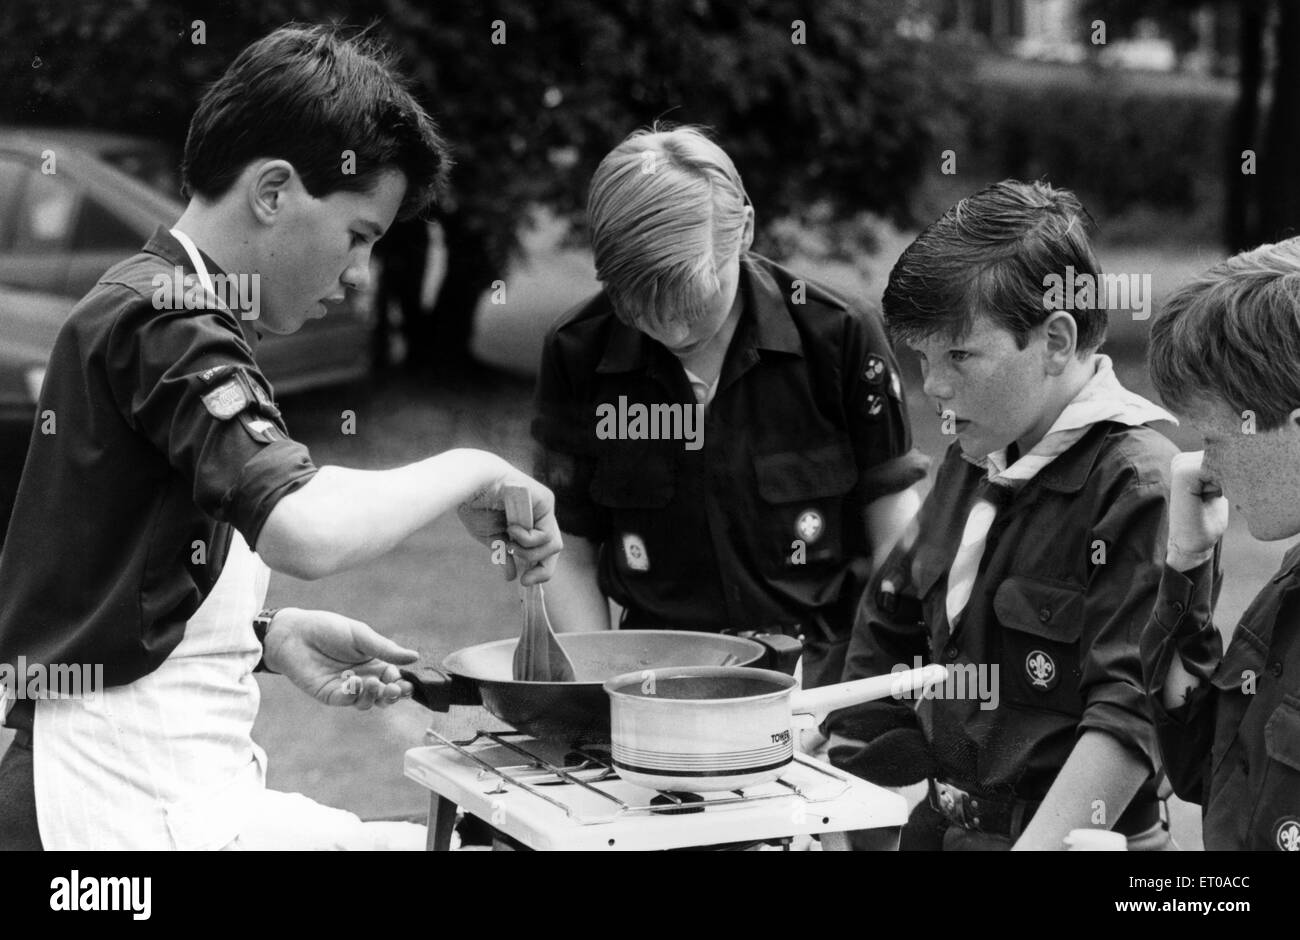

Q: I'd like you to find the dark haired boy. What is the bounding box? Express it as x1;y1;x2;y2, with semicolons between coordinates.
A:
0;25;562;850
1144;237;1300;851
828;180;1179;850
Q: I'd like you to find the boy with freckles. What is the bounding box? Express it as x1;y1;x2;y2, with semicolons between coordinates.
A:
1144;237;1300;851
828;180;1179;850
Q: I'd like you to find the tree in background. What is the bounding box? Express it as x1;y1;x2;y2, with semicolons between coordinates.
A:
1080;0;1298;252
0;0;965;369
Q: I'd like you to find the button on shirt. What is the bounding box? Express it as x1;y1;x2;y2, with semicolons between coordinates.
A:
1142;547;1300;851
532;253;928;641
0;227;318;730
832;423;1178;812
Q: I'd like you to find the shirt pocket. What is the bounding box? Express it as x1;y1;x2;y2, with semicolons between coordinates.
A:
589;448;677;577
992;575;1086;716
1254;696;1300;850
753;436;858;573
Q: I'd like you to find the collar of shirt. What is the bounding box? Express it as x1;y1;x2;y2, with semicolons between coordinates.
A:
960;422;1110;495
594;253;804;377
1272;542;1300;585
141;225;261;351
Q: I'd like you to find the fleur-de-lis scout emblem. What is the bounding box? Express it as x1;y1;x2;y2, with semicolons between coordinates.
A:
1276;818;1300;852
622;533;650;572
795;510;824;543
1025;650;1058;690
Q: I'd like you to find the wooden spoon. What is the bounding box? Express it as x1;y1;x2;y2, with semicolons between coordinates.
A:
504;484;576;682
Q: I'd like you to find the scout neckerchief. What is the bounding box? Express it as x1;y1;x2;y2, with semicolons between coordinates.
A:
943;354;1175;630
170;227;224;309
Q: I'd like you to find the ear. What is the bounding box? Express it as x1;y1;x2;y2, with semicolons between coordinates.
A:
1041;311;1078;374
246;159;297;226
740;205;755;253
1289;406;1300;433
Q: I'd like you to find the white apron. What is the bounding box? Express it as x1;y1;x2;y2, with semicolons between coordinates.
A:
33;230;422;850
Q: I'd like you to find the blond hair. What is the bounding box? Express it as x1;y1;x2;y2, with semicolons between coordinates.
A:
587;125;750;329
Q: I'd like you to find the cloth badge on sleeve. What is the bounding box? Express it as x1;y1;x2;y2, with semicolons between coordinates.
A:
201;377;250;420
1276;818;1300;852
795;509;824;543
239;413;283;444
865;394;884;417
249;379;274;410
622;533;650;572
863;355;886;384
1025;650;1058;691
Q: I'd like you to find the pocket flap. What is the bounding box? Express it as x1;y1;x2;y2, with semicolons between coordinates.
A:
589;452;675;509
755;437;858;503
993;576;1085;643
1265;698;1300;773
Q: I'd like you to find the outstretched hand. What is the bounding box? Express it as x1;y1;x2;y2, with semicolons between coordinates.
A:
262;608;419;709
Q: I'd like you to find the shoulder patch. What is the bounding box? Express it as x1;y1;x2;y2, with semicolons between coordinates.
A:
201;378;249;420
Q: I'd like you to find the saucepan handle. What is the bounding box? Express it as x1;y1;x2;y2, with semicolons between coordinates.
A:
788;664;949;723
744;632;804;675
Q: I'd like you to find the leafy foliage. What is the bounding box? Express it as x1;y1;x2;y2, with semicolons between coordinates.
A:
1;0;967;269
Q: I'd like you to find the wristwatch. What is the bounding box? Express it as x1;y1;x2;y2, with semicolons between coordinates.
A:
253;607;281;674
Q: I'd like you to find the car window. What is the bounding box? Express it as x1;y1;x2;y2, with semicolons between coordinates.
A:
12;172;78;252
72;195;143;251
0;158;34;249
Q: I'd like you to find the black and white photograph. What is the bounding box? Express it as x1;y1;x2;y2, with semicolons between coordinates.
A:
0;0;1293;911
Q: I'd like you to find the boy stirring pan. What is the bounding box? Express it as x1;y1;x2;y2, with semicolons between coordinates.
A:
0;26;562;851
1144;238;1300;851
828;181;1179;850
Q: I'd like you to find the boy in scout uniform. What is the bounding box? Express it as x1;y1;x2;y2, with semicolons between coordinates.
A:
533;126;929;690
1144;237;1300;851
828;180;1178;850
0;26;562;850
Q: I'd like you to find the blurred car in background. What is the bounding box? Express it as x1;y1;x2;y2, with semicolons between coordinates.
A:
0;127;377;544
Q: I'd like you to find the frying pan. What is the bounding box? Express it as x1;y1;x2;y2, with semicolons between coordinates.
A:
399;630;794;742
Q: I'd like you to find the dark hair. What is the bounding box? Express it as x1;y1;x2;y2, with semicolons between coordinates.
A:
1149;238;1300;431
182;24;449;220
883;179;1106;353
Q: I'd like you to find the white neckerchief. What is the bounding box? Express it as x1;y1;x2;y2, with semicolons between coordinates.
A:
682;365;721;408
169;227;223;307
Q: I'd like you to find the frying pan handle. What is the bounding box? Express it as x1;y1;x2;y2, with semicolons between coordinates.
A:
789;665;949;723
741;632;803;675
399;665;481;711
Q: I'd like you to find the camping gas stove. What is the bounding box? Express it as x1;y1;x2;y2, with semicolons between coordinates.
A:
404;730;907;851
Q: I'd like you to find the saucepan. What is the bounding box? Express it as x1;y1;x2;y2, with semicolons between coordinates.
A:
603;664;950;792
399;630;802;742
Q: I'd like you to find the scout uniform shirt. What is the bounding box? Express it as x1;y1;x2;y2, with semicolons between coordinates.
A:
0;226;316;730
532;253;928;648
831;421;1179;834
1142;549;1300;851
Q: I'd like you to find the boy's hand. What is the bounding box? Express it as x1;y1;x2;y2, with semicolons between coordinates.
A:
262;608;418;709
456;473;564;586
1167;450;1228;571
